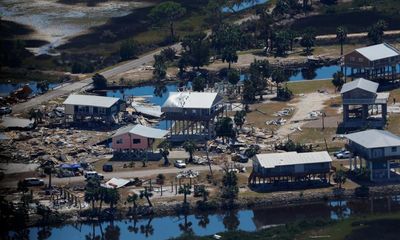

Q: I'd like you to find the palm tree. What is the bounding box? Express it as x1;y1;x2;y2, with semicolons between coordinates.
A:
156;174;166;196
336;26;348;55
127;193;139;211
234;110;246;130
85;179;100;213
104;188;120;209
159;140;171;166
333;169;347;189
178;184;192;206
140;187;153;207
28;108;44;124
183;140;196;163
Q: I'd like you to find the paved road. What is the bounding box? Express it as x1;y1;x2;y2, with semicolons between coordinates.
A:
12;43;182;114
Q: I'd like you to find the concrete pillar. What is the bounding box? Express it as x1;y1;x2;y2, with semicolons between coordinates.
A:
362;104;368;121
382;104;387;122
349;156;352;171
343;104;349;122
387;160;391;180
370;161;373;181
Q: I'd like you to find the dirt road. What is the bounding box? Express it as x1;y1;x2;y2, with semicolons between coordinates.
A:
277;92;337;137
1;160;253;188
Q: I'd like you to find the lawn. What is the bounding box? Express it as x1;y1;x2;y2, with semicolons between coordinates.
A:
299;212;400;240
245;100;294;129
290;127;343;152
287;79;335;94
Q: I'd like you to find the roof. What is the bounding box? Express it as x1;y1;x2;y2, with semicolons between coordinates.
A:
355;43;400;61
103;178;130;189
63;94;119;108
340;78;378;94
132;102;163;118
346;129;400;148
255;151;332;169
0;117;34;129
113;124;168;139
162;92;221;109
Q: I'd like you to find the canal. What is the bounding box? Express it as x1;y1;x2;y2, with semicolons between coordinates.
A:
9;195;400;240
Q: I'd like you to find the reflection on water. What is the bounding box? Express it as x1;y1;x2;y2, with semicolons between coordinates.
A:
10;196;400;240
222;0;268;13
0;0;150;55
0;82;59;96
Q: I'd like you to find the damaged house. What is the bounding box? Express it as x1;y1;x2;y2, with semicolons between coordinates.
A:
63;94;125;125
161;92;225;141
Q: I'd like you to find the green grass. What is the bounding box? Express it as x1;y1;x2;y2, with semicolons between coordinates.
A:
287;79;335;95
299;212;400;240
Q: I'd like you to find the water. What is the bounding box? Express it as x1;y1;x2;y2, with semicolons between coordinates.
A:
10;196;400;240
0;0;151;55
0;82;59;97
289;65;341;81
222;0;268;13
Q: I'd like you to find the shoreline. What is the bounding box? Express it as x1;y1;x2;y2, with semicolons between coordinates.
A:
7;183;400;232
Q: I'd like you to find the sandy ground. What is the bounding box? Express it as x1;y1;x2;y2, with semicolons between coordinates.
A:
277;92;339;136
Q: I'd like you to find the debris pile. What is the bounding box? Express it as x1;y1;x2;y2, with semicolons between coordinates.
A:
176;169;199;179
1;127;112;164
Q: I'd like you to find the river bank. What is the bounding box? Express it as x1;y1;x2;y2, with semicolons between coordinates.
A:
9;183;400;233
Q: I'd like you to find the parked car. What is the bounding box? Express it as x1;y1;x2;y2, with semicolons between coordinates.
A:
232;153;249;163
174;160;186;168
333;149;347;157
336;151;352;159
84;171;104;180
193;156;208;165
0;107;12;115
102;164;113;172
23;178;44;187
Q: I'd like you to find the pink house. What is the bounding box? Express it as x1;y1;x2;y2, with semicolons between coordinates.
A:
112;124;168;152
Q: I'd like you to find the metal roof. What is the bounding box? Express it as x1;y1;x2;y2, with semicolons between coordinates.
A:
355;43;400;61
162;92;221;109
255;151;332;169
1;117;34;129
340;78;378;94
346;129;400;148
63;94;119;108
113;124;168;139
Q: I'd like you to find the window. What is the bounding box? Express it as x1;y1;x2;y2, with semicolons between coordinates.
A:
99;108;106;114
392;147;397;152
350;57;355;61
116;139;123;144
133;139;141;144
358;58;364;62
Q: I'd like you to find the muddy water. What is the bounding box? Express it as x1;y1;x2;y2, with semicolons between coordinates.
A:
0;0;152;55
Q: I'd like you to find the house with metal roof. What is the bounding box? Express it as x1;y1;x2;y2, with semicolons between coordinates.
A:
249;151;332;185
161;91;225;141
344;43;400;82
63;94;125;125
345;129;400;181
341;78;388;128
112;124;168;159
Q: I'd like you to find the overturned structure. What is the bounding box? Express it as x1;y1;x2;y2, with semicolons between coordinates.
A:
161;92;225;141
